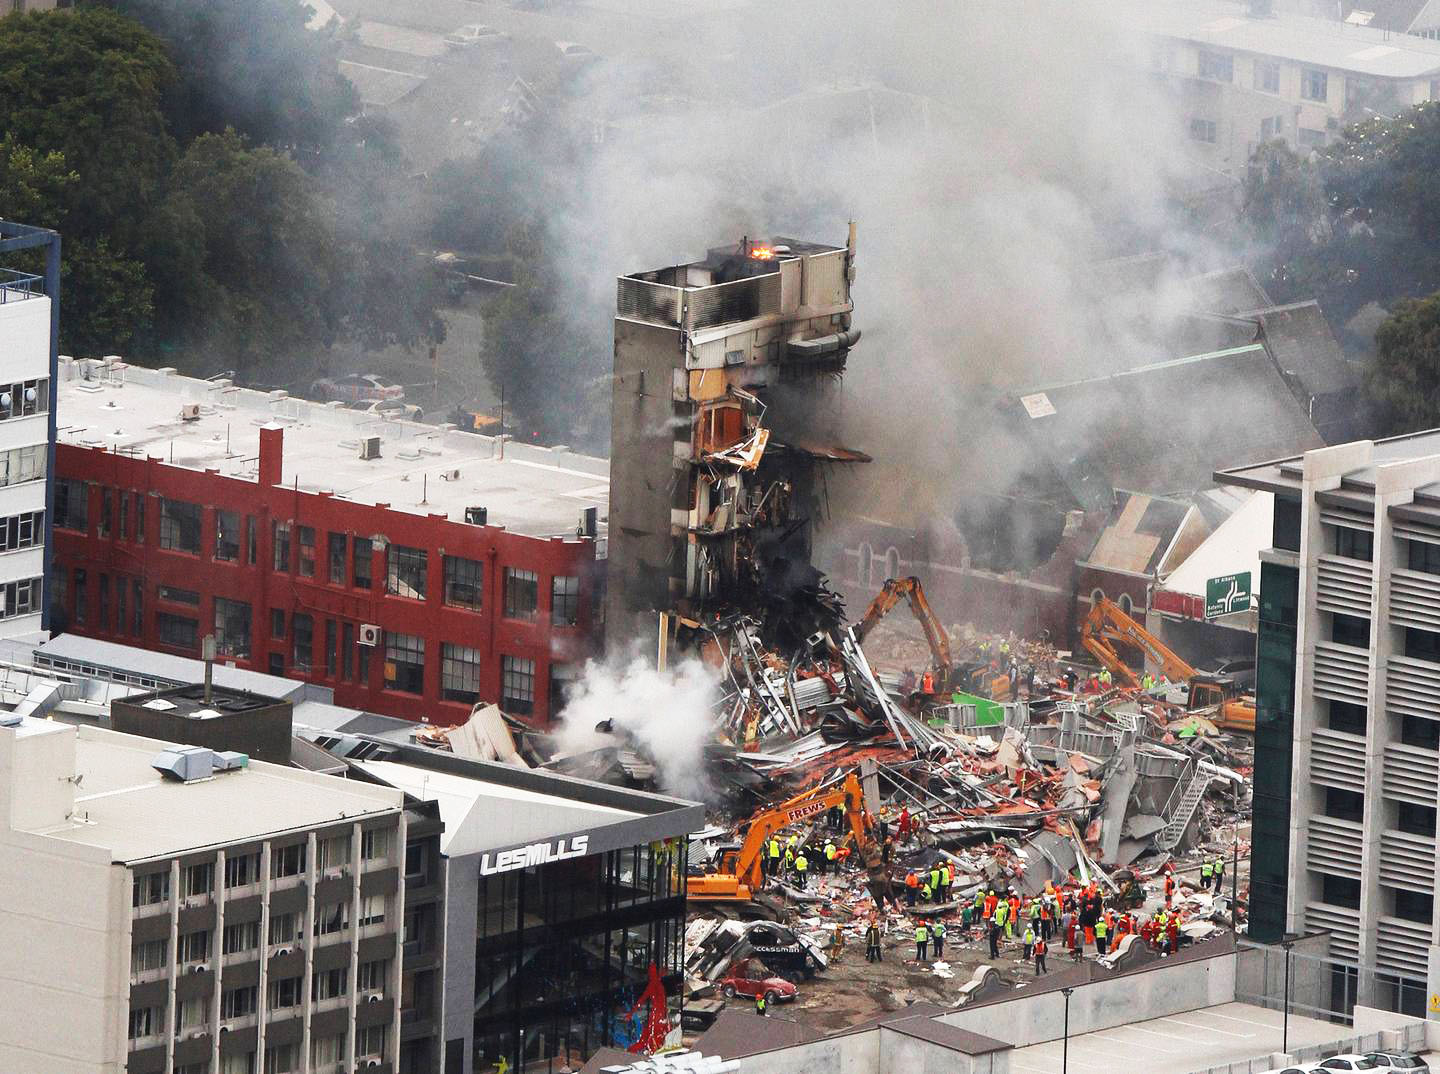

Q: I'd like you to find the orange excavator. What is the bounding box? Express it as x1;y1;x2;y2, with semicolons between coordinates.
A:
854;576;954;694
1079;596;1255;733
690;770;881;904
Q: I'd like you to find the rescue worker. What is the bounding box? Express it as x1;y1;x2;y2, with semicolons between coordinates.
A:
1028;897;1041;935
767;837;781;878
915;921;929;961
866;919;883;962
1022;923;1036;961
932;919;946;959
960;901;973;938
988;918;1001;959
1007;892;1020;937
1034;935;1048;975
1200;859;1213;891
755;991;768;1017
920;669;934;694
1098;667;1113;687
1040;894;1053;941
905;871;920;907
822;839;835;876
794;851;809;889
929;864;942;902
1214;854;1226;893
1095;915;1109;956
920;879;932;903
784;843;795;874
995;898;1009;938
1164;869;1176;909
941;862;953;902
983;889;998;922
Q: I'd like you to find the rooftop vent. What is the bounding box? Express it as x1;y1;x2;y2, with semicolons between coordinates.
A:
464;506;488;526
151;745;227;783
213;750;249;772
0;713;23;728
357;435;381;461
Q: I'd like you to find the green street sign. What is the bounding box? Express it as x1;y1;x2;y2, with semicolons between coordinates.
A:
1205;572;1252;619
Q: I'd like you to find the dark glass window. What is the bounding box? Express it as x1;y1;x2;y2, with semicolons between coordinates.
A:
246;515;256;564
550;662;579;715
1408;628;1440;663
1327;700;1366;736
1333;526;1372;562
54;478;88;532
1322;874;1360;909
297;525;316;578
1409;540;1440;576
158;585;199;606
271;607;285;640
353;537;373;589
501;654;534;714
157;612;198;652
214;598;251;660
1403;715;1440;750
1332;614;1370;649
1273;496;1301;552
134;493;145;543
0;510;42;551
442;643;480;703
1398;801;1436;837
1325;787;1364;823
158;499;201;554
328;532;346;584
385;632;425;694
273;521;292;572
99;574;109;631
132;579;142;634
551;575;580;627
325;618;337;678
292;613;313;672
118;492;129;540
99;487;112;538
73;568;87;623
1395;888;1433;924
443;555;483;611
386;545;428;599
503;568;538;620
342;622;354;680
215;509;241;561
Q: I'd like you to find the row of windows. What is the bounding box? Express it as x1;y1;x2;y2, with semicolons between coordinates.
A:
1193;47;1327;101
0;378;46;420
132;1020;384;1071
0;509;42;552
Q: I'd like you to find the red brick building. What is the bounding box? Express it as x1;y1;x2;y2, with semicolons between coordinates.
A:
49;360;606;726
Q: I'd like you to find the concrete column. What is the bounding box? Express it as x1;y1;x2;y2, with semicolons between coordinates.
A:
391;811;407;1070
302;831;317;1074
258;844;272;1071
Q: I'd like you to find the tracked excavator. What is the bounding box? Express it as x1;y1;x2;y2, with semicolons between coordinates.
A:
853;576;956;694
1079;596;1255;733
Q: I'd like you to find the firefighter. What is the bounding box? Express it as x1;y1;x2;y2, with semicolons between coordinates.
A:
1200;859;1212;891
794;851;809;889
1022;923;1035;961
766;837;781;878
1034;935;1048;975
1164;869;1176;908
1095;915;1109;956
866;919;883;962
905;871;920;907
822;839;835;876
940;862;953;902
932;920;946;959
914;922;929;961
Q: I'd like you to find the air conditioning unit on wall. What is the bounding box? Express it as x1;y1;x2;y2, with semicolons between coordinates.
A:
359;624;380;647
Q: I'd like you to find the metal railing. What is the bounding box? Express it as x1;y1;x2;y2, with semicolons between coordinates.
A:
0;269;43;303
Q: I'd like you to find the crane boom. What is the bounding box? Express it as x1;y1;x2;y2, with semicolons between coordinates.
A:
853;576;952;687
1079;596;1198;687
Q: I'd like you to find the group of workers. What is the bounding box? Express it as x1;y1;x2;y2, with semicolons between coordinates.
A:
901;859;956;905
762;831;849;889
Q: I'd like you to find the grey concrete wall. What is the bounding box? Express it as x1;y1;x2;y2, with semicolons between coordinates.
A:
443;854;480;1074
940;949;1237;1047
878;1028;1010;1074
1235;934;1333;1018
734;1027;877;1074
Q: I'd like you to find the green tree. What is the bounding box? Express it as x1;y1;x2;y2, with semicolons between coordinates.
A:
1369;292;1440;432
0;135;76;228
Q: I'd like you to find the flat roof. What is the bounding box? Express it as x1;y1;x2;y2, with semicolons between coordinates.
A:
34;724;402;863
1127;0;1440;77
31;633;313;700
1218;427;1440;495
56;359;609;540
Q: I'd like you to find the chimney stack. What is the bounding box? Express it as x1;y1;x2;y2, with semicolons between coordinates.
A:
258;424;284;487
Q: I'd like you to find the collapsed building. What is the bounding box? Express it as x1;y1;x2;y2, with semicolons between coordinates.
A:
607;233;867;652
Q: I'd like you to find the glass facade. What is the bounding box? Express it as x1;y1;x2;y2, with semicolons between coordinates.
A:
471;842;687;1074
1251;555;1299;943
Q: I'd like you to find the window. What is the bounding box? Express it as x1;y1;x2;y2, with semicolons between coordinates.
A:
272;843;306;878
1327;700;1366;735
442;642;481;703
264;1043;299;1074
272;521;291;572
315;902;349;936
98;487;112;538
1325;787;1364;823
1333;526;1372;561
1197;49;1233;82
1402;714;1440;750
313;965;349;1000
1188;118;1217;144
318;833;351;871
857;542;873;586
183;861;213;897
359;893;386;928
54;478;88;532
358;1024;388;1059
268;652;284;676
361;828;390;861
1302;67;1328;101
503;567;538;619
443;555;484;610
1254;59;1280;93
132;578;142;634
325;618;337;677
1298;127;1326;148
223;920;261;955
328;532;346;584
297;525;316;577
134;492;145;543
246;514;256;564
214;598;252;660
224;852;260;888
342;622;354;680
501;654;535;715
1395;888;1433;924
0;578;42;620
406;842;427;881
292;612;313;672
1332;613;1370;649
220;984;257;1020
117;579;127;636
158;584;200;605
128;1006;159;1040
220;1054;255;1074
0;444;44;487
311;1035;345;1069
131;939;167;974
387;544;428;599
139;864;174;908
74;568;87;624
271;607;285;640
0;377;47;419
159;498;202;553
99;574;110;631
551;575;580;626
158;612;199;652
215;509;241;561
178;929;210;964
358;958;388;992
1261;115;1284;140
268;911;299;945
1323;874;1361;908
177;996;206;1030
359;634;370;682
1398;801;1436;837
1407;627;1440;663
1409;540;1440;575
119;491;129;540
385;631;426;693
353;536;373;588
268;976;303;1010
550;662;579;713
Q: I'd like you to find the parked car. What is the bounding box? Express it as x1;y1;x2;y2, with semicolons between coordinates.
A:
719;960;797;1005
1366;1054;1430;1072
445;23;507;49
346;397;424;421
1318;1057;1379;1071
554;40;598;63
311;373;404;404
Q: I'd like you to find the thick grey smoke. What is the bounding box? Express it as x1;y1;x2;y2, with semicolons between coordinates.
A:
553;655;720;801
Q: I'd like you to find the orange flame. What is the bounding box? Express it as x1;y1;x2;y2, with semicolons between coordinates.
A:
749;244;775;260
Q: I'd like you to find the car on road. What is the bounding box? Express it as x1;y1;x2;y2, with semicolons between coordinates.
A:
445;23;507;49
554;40;598;64
1317;1057;1379;1071
1366;1054;1430;1072
718;960;797;1006
311;373;404;405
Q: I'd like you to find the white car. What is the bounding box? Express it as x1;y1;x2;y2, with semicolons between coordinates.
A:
554;40;598;63
445;24;507;49
1317;1057;1380;1071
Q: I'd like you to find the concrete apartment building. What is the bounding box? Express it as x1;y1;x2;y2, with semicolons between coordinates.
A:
1220;432;1440;1016
1130;0;1440;169
608;233;863;645
0;715;408;1074
0;221;59;640
49;357;607;726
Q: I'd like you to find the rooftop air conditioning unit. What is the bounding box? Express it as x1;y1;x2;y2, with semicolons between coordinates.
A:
357;435;381;461
359;624;380;647
180;403;201;421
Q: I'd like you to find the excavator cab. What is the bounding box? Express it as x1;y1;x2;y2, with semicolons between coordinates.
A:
1187;675;1235;712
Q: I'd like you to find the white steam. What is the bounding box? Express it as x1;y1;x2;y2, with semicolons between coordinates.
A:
555;655;720;801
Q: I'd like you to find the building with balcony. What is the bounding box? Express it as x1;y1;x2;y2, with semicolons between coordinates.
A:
0;221;60;640
1219;432;1440;1016
608;233;865;645
0;714;408;1074
49;357;608;726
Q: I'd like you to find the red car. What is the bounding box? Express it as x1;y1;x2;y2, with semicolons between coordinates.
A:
719;961;798;1005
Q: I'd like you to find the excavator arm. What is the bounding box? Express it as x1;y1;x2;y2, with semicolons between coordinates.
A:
853;577;952;689
691;771;871;901
1079;596;1197;688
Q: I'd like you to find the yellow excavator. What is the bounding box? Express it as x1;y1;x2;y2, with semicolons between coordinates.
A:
690;770;881;904
1079;596;1255;733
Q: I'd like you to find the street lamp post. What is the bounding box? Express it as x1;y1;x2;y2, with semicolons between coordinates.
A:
1282;940;1295;1056
1061;986;1075;1074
